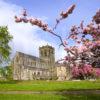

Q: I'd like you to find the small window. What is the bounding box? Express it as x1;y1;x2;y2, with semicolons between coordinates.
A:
45;51;47;56
37;72;40;75
33;72;36;75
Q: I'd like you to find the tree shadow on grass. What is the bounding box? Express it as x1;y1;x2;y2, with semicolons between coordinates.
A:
56;94;100;100
55;89;100;100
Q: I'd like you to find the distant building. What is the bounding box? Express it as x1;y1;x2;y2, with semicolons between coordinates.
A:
12;45;57;80
12;45;70;80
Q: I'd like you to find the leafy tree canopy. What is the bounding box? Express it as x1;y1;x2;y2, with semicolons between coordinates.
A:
0;26;13;64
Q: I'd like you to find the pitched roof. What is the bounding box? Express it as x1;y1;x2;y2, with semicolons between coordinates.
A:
16;51;45;62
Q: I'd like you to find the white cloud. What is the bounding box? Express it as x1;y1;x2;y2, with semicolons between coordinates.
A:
0;0;66;61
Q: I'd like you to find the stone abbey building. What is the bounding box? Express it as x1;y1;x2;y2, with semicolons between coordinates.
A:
12;45;56;80
12;45;70;80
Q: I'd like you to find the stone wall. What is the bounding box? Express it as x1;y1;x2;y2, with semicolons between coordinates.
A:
12;51;53;80
56;66;67;80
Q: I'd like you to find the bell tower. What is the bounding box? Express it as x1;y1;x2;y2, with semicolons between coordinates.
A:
39;45;55;67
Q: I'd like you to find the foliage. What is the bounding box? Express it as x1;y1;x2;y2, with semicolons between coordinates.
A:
71;64;96;79
65;9;100;79
0;66;13;80
5;66;13;80
14;5;76;47
0;26;13;64
0;67;4;78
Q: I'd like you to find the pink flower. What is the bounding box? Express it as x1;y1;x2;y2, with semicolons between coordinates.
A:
95;68;100;77
83;64;93;75
78;46;88;53
71;66;80;78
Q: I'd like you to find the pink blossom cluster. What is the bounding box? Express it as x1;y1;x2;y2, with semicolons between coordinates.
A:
93;9;100;24
15;9;51;32
71;64;100;79
91;40;100;48
60;4;76;19
53;4;76;30
95;68;100;78
83;64;93;75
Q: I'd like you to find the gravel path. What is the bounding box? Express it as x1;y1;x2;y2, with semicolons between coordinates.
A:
0;90;100;95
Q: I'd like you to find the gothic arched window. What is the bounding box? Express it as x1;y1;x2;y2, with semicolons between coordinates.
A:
45;50;47;56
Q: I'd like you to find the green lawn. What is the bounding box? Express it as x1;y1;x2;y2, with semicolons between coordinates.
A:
0;94;100;100
0;80;100;100
0;80;100;91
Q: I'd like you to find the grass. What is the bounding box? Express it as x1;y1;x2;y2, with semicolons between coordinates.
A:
0;94;100;100
0;80;100;91
0;80;100;100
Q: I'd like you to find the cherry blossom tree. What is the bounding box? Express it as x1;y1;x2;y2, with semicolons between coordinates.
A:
65;9;100;79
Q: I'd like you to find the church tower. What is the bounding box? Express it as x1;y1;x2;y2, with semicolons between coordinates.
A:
39;45;55;68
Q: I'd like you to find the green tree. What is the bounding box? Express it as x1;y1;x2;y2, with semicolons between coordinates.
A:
5;65;13;80
0;26;13;64
0;65;13;80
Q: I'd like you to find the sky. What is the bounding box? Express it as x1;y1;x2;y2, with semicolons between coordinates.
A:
0;0;100;61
